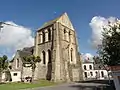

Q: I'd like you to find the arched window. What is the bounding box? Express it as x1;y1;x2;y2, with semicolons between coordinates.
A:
70;48;73;62
42;31;45;43
84;72;87;78
48;28;51;41
48;49;51;63
101;71;104;77
90;72;93;76
95;71;98;77
89;65;92;70
84;65;87;70
42;51;46;64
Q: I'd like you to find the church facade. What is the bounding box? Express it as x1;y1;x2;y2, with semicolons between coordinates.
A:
34;13;83;82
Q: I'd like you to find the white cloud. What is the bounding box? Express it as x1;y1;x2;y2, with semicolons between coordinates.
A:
81;53;93;62
0;21;34;58
89;16;117;49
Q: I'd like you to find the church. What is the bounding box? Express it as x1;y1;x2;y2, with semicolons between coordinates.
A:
11;13;83;82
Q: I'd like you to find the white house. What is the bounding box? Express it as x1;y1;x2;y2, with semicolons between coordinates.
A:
10;71;21;82
82;62;109;80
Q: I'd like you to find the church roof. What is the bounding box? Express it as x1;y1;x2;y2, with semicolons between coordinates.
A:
38;12;74;31
38;17;59;30
12;46;34;62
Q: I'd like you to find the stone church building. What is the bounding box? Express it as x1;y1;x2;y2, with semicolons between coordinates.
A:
34;13;82;82
11;13;83;82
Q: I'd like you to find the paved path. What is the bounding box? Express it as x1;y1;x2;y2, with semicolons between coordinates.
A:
23;83;109;90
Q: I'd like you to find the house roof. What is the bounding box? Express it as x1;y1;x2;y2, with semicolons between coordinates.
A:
12;46;34;62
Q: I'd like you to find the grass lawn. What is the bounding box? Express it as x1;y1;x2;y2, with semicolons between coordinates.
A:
0;80;56;90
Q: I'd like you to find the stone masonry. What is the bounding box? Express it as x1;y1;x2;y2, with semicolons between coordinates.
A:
34;12;83;82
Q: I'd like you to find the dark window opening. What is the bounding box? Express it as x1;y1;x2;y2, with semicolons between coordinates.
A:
70;48;73;62
17;59;19;68
84;72;87;78
42;31;45;43
90;72;93;76
48;50;51;63
101;71;104;77
13;73;17;76
84;65;87;70
48;29;51;41
42;51;46;64
89;65;92;70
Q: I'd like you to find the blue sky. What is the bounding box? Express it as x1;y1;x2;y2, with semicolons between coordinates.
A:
0;0;120;59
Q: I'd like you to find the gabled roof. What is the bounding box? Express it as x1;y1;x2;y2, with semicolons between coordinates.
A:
12;46;34;62
38;12;74;31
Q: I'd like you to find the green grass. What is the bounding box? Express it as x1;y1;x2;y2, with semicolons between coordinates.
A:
0;80;56;90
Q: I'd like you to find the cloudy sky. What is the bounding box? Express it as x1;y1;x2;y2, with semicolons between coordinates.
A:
0;0;120;59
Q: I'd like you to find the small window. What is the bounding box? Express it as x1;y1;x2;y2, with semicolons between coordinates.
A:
90;72;93;76
48;28;51;41
17;59;19;68
70;48;73;62
84;72;87;78
89;65;92;70
42;31;45;43
84;65;87;70
42;51;46;64
48;50;51;63
13;73;17;76
101;71;104;77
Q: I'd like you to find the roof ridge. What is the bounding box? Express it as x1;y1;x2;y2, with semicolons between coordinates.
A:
37;12;67;31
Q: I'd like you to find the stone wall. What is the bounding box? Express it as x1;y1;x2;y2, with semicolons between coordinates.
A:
33;13;83;82
11;51;22;71
22;66;32;80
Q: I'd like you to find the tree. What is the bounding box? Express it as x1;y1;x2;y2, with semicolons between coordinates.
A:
98;20;120;67
0;55;8;83
93;56;111;83
23;55;41;82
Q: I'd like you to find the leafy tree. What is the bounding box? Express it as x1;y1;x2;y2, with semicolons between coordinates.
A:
23;55;41;82
0;55;8;83
98;20;120;66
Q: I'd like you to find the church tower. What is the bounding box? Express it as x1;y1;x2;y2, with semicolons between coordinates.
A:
34;13;82;82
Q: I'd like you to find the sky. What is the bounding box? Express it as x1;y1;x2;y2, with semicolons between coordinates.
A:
0;0;120;60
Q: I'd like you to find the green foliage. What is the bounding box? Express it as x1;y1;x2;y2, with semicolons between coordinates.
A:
23;55;41;68
0;55;8;71
22;55;41;82
98;21;120;66
0;80;56;90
